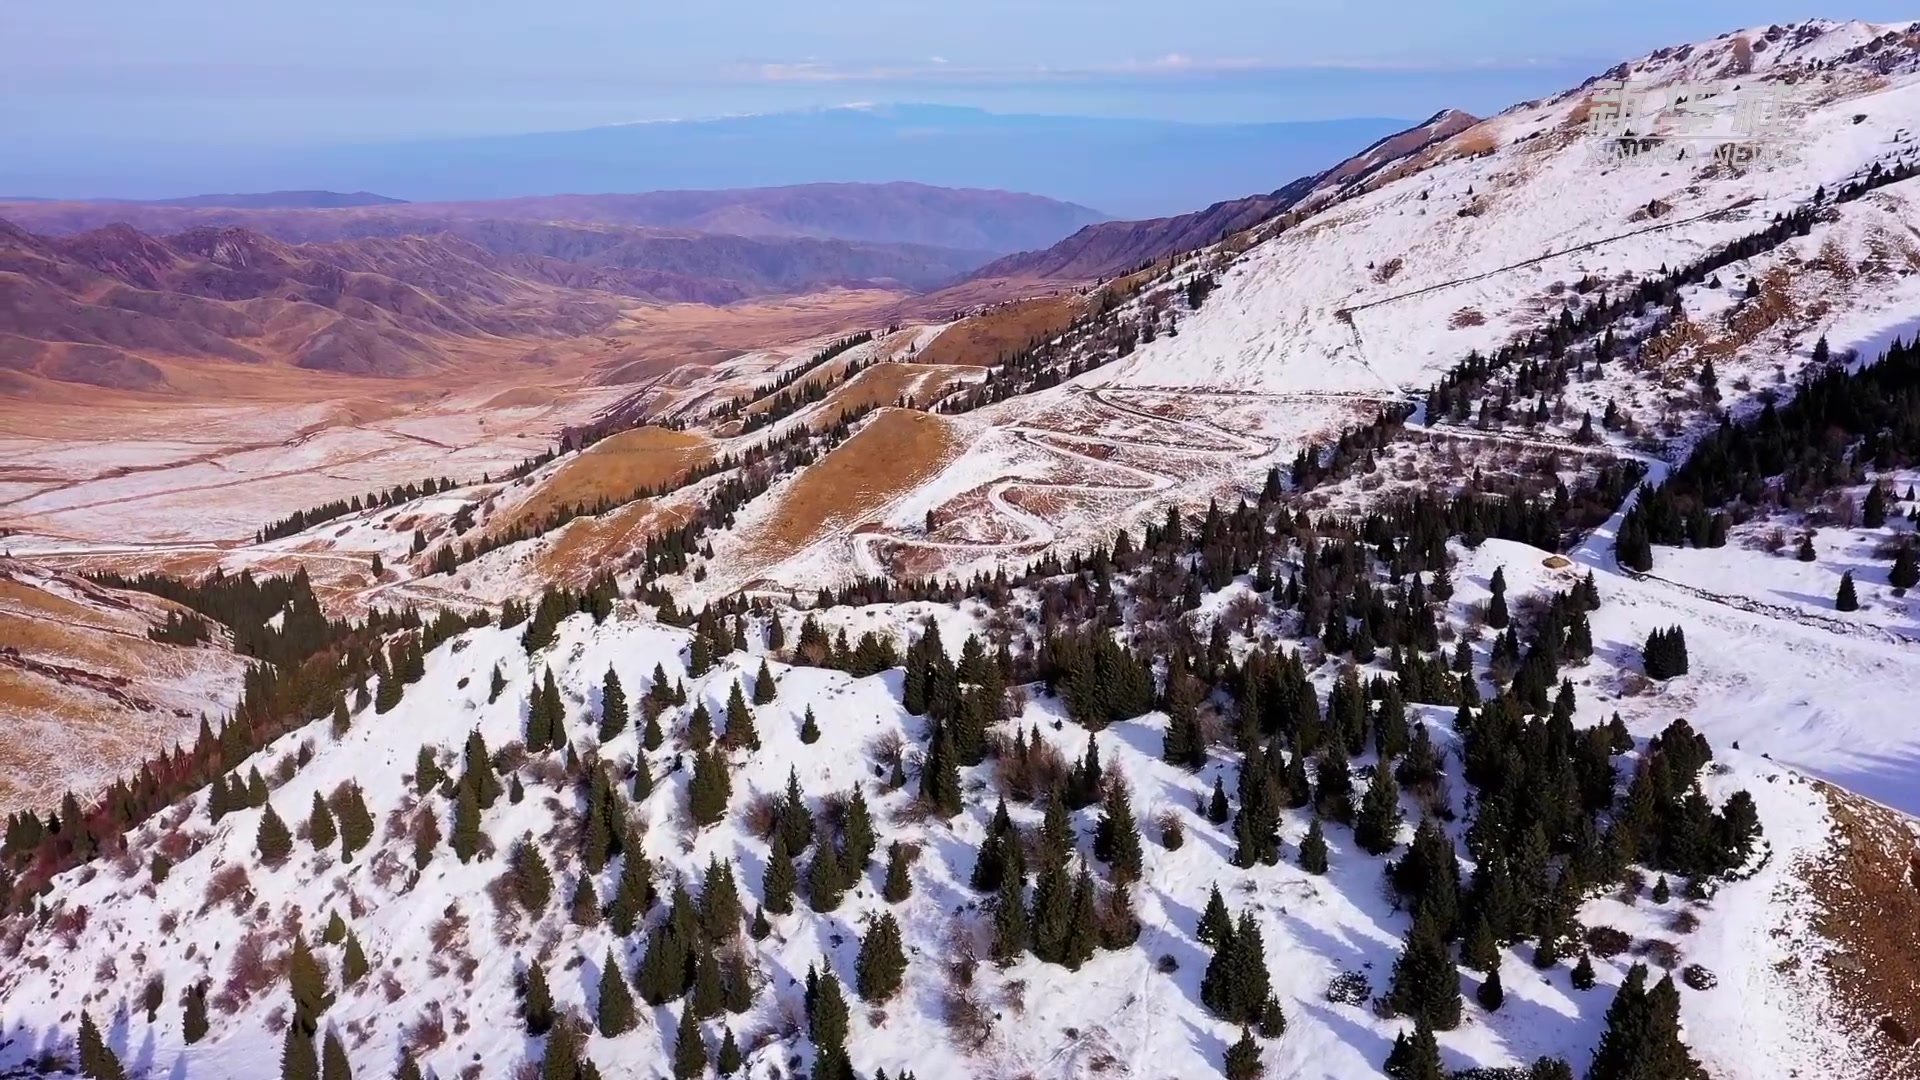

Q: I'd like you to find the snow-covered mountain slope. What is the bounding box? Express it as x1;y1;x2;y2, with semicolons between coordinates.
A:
0;547;1907;1080
7;20;1920;1080
709;20;1920;595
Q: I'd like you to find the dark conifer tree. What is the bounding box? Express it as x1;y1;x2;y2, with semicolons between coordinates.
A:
688;748;731;827
1476;966;1505;1011
1224;1027;1264;1080
1355;764;1404;855
1299;817;1330;874
1836;570;1860;611
182;979;212;1044
598;667;627;742
753;659;777;704
808;842;846;912
799;706;821;744
1093;778;1144;884
671;1007;706;1080
725;681;759;750
279;1024;319;1080
1388;909;1462;1031
763;832;798;915
297;790;337;851
1198;884;1233;948
1208;777;1231;825
257;801;293;866
77;1011;128;1080
808;971;853;1080
1383;1018;1445;1080
450;782;480;864
856;911;908;1002
321;1029;352;1080
883;841;913;902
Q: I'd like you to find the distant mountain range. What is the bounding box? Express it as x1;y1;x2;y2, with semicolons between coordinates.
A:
0;105;1411;219
0;182;1105;257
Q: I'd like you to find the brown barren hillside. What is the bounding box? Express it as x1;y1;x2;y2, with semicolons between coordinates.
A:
0;559;247;812
496;427;712;534
915;295;1088;367
753;409;963;553
812;362;981;424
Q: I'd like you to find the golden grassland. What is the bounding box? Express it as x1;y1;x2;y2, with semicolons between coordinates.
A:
497;427;712;535
755;409;964;553
916;295;1087;368
813;363;976;426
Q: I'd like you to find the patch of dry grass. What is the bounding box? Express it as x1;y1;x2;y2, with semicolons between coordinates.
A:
754;409;964;553
498;427;710;534
814;363;975;424
1803;782;1920;1071
917;296;1086;368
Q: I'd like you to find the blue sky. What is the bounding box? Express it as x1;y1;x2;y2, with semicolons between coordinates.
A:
1;2;1912;145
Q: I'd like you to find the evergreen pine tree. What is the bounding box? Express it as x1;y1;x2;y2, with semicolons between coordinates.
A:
1572;952;1597;991
598;666;628;743
1224;1028;1264;1080
322;1029;352;1080
342;931;369;985
607;836;654;936
799;705;821;743
1476;966;1505;1011
991;869;1029;964
842;786;877;871
571;876;601;927
1093;778;1144;884
1836;570;1860;612
688;749;731;827
1384;1018;1446;1080
688;702;714;750
1208;777;1231;825
882;841;912;902
808;842;846;911
808;971;853;1080
856;911;909;1002
257;801;293;866
281;941;328;1037
725;681;759;750
1354;765;1404;855
541;1017;584;1080
753;659;777;704
308;792;337;852
450;783;479;864
764;832;798;914
597;949;637;1035
182;981;210;1044
1388;909;1462;1030
1299;817;1330;874
77;1011;127;1080
520;962;555;1035
1060;860;1101;969
279;1024;319;1080
513;838;554;913
1892;544;1920;590
1197;884;1233;948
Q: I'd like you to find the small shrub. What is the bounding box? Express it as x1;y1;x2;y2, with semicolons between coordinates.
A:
1681;964;1718;991
1584;925;1632;958
1325;971;1370;1006
1157;811;1185;851
942;987;994;1052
